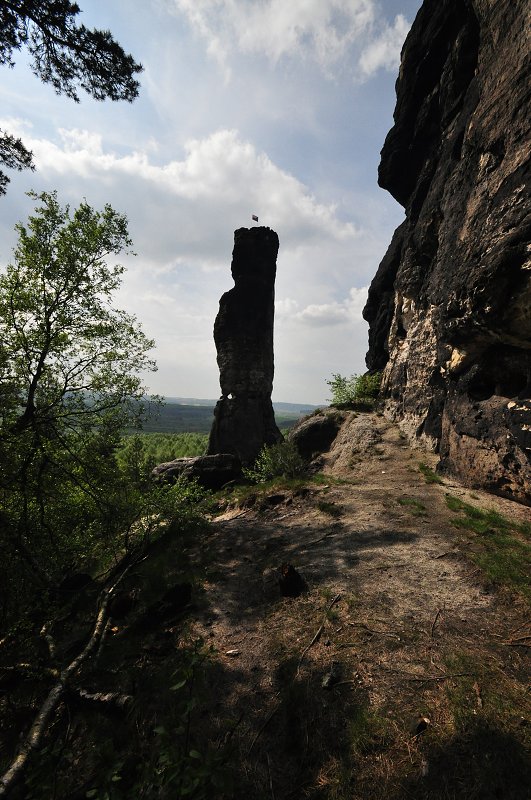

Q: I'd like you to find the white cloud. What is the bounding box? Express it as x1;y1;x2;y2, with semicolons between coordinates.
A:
359;14;410;77
171;1;409;80
5;122;356;251
276;286;368;327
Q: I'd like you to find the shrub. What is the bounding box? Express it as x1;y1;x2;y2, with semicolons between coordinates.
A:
244;441;306;483
326;372;381;409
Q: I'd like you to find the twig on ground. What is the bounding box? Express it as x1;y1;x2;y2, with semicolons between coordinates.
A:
431;608;443;639
248;694;281;756
266;753;276;800
381;668;474;682
297;594;341;675
508;620;530;638
307;531;339;547
503;642;531;648
346;621;401;640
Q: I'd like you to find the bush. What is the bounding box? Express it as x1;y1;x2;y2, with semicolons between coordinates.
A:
244;441;306;483
326;372;381;409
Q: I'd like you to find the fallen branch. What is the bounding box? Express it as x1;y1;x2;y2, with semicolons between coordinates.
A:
40;622;56;661
67;688;133;710
0;564;132;797
297;594;341;675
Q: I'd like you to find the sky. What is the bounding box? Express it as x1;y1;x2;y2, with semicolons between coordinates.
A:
0;0;423;405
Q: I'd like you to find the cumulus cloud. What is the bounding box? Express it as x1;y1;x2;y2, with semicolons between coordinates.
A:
359;14;410;77
276;286;368;327
171;0;409;80
4;121;356;253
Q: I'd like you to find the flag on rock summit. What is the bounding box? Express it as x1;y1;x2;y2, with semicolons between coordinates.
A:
252;214;259;222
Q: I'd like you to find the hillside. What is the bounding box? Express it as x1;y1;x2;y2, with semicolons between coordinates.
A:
140;398;320;434
2;412;528;798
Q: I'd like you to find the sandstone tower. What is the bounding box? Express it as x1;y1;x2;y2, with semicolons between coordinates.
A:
208;226;282;465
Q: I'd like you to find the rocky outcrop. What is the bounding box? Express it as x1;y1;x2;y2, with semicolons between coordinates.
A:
152;454;242;490
288;410;344;460
364;0;530;504
208;227;283;465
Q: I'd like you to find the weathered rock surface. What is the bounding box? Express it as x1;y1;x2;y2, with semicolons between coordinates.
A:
364;0;531;504
152;454;242;490
208;227;283;465
288;410;344;459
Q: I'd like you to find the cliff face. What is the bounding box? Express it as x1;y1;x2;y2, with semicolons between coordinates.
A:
208;227;282;465
364;0;531;503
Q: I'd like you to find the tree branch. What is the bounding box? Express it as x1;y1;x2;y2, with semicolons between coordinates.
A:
0;563;133;796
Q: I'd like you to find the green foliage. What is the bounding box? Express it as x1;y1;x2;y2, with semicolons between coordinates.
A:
0;192;163;619
117;433;208;482
81;640;233;800
243;441;306;483
0;1;142;194
326;372;381;409
445;494;531;599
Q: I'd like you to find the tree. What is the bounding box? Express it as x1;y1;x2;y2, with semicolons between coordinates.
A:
0;1;143;194
326;372;381;409
0;191;156;605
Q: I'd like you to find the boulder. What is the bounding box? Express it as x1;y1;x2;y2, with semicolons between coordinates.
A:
152;453;242;490
288;411;343;459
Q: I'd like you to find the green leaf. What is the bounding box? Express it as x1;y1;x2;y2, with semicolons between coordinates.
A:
189;749;202;759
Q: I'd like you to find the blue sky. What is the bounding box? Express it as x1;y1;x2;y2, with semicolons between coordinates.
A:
0;0;422;404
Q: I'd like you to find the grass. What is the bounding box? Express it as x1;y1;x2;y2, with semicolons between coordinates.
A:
397;496;427;517
418;462;444;484
445;494;531;600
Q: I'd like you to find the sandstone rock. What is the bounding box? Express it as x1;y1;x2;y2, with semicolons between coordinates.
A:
208;227;283;466
364;0;530;504
288;410;343;460
152;453;242;490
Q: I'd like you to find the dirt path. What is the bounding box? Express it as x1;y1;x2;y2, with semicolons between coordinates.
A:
187;413;529;799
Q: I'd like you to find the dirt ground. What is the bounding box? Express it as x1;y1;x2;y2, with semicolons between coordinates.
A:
2;412;528;799
187;412;530;799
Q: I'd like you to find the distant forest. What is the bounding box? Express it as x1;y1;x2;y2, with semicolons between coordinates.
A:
139;399;318;434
